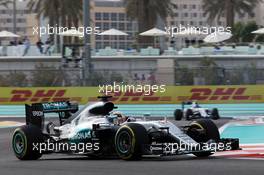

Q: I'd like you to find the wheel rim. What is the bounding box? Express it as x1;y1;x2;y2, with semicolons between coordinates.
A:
116;130;132;154
13;132;25;154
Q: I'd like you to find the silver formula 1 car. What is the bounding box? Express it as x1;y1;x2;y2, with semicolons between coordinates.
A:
174;101;220;121
12;96;237;161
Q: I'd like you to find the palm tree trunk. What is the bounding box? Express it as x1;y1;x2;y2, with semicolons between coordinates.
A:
137;0;154;48
137;0;146;47
225;0;234;28
72;17;80;44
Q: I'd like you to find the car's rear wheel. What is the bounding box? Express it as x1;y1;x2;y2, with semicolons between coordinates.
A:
187;119;220;157
174;109;183;121
115;123;149;160
12;125;43;160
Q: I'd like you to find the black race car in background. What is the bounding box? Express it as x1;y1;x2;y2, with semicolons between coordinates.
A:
174;101;220;121
12;97;237;161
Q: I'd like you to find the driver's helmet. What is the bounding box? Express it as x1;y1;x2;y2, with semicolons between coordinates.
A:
113;111;127;124
191;101;200;108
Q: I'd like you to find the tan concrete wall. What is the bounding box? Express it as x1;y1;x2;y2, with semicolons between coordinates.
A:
26;13;39;44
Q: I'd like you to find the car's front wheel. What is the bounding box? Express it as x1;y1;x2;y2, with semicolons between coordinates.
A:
211;108;220;120
187;119;220;157
115;123;149;160
186;109;193;120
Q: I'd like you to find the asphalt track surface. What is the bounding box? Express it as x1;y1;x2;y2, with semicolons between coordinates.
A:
1;118;264;175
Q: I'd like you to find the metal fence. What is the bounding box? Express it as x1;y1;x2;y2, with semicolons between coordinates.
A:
0;68;157;87
174;67;264;86
0;66;263;87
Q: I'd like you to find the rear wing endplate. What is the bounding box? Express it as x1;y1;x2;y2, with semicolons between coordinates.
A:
25;101;79;128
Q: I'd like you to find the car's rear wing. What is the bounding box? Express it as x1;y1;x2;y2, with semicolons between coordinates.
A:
25;101;79;129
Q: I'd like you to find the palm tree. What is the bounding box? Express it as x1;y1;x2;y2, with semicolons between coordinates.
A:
27;0;83;46
124;0;173;46
60;0;83;28
27;0;82;28
28;0;60;26
233;21;264;42
203;0;262;28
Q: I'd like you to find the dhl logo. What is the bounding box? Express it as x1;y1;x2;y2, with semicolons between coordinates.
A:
6;89;172;103
9;89;71;102
0;87;262;104
187;88;260;101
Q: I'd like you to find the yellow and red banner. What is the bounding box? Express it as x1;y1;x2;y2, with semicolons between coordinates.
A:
0;85;263;105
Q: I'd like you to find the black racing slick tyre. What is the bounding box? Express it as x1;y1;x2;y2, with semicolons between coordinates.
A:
115;123;149;160
211;108;220;120
174;109;183;121
187;119;220;157
12;125;44;160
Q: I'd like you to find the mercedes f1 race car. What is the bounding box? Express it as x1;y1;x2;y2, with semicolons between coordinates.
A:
12;97;237;161
174;101;220;121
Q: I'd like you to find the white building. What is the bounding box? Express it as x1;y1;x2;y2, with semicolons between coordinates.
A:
0;0;30;37
169;0;264;28
91;0;138;50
